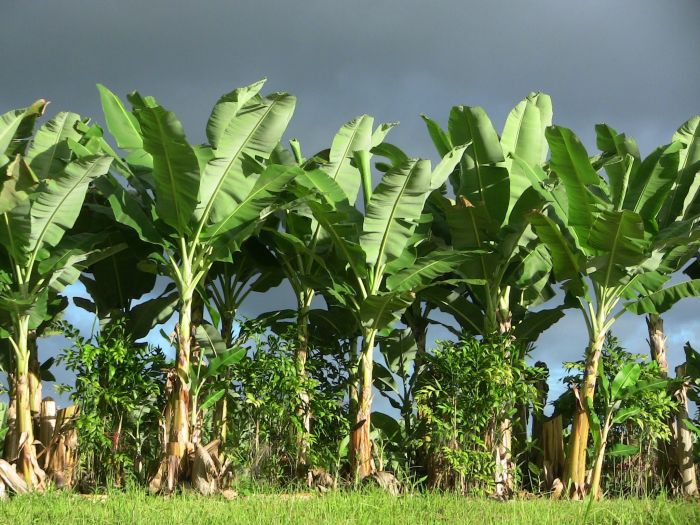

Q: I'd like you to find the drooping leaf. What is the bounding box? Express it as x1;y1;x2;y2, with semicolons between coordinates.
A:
361;158;432;267
386;250;470;293
0;100;47;165
546;126;604;247
29;156;113;254
25;112;82;180
449;106;509;225
322;115;374;205
626;279;700;315
588;210;648;287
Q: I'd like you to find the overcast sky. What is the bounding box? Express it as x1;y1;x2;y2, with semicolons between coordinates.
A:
2;1;699;407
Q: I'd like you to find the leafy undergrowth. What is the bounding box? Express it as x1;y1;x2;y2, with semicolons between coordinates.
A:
1;490;698;525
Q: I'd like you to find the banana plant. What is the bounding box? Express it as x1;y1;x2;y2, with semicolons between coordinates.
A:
519;122;700;497
421;93;564;496
598;116;700;375
0;102;116;486
306;134;466;478
92;80;300;490
259;116;396;466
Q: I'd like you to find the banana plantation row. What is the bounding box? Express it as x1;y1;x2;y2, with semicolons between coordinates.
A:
0;81;698;500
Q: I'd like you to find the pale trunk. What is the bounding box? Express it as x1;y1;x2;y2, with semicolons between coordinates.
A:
564;330;606;498
166;293;192;489
494;290;513;498
13;315;37;486
674;364;698;496
646;314;669;375
646;314;675;489
350;328;376;480
295;291;313;468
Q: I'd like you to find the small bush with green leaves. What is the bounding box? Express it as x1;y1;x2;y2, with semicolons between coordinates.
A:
415;336;543;494
224;325;348;482
57;321;167;489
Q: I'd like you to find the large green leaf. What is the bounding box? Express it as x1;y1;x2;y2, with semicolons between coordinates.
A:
205;79;266;148
626;279;700;315
0;101;46;165
360;293;412;332
361;158;432;268
386;250;470;293
28;156;113;255
446;203;498;251
207;347;247;377
513;307;566;344
296;168;350;207
607;443;641;457
25;112;82;180
512;155;568;224
203;164;301;242
127;292;178;340
378;327;417;375
97;84;144;151
546;126;604;247
587;210;648;287
661;116;700;221
623;142;681;222
0;155;39;214
307;199;366;280
420;114;452;157
93;174;162;245
429;145;467;190
501;93;551;217
324;115;373;205
200;91;296;226
449;106;509;225
529;211;583;283
135;105;200;234
595;124;640;210
611;362;641;400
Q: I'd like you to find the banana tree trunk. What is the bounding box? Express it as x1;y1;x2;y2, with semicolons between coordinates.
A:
295;291;313;469
646;314;676;490
12;315;39;487
166;292;193;490
494;292;513;498
350;328;377;480
674;364;698;497
564;330;606;498
646;314;669;375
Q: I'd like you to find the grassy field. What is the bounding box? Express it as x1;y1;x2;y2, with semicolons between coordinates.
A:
0;491;697;525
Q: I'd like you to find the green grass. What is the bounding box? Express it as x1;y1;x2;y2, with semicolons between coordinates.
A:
1;490;697;525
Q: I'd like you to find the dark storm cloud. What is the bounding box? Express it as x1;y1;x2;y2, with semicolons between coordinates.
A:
2;0;699;402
